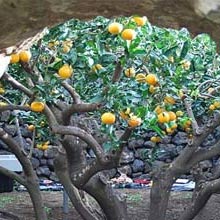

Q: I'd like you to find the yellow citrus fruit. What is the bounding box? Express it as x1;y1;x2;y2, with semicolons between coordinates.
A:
209;104;215;111
120;111;128;120
185;127;191;133
19;50;32;62
101;112;116;124
30;102;45;112
41;143;49;151
185;120;192;127
28;125;35;131
154;106;164;115
166;127;173;134
128;115;142;127
120;108;131;120
135;73;146;83
176;110;184;117
92;64;103;72
150;136;161;143
62;39;73;48
213;101;220;108
157;112;170;123
164;96;176;105
171;123;178;130
62;45;71;53
108;22;123;35
0;88;5;94
48;40;59;49
133;16;147;26
121;29;136;41
58;64;73;79
125;67;136;77
36;144;43;149
10;53;20;64
145;74;158;86
149;85;156;94
168;111;176;121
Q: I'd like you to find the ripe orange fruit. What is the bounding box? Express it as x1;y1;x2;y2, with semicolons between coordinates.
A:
30;102;45;112
62;45;71;53
157;112;170;123
213;101;220;108
101;112;116;124
164;96;176;105
154;106;164;115
121;29;136;41
92;64;103;72
58;64;73;79
28;124;35;131
41;143;49;151
128;115;142;127
10;53;20;64
0;88;5;94
120;108;131;120
19;50;32;62
108;22;123;35
168;111;176;121
145;74;158;86
125;67;136;77
135;73;146;83
150;136;161;143
185;120;192;127
133;16;147;26
171;123;178;130
209;104;215;111
149;85;156;94
166;127;173;134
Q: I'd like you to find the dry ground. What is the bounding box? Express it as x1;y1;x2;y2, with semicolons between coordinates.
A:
1;189;220;220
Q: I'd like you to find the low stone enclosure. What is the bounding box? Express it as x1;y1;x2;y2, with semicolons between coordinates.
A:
1;110;220;181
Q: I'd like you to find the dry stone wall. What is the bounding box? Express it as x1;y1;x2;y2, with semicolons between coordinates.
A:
1;111;220;180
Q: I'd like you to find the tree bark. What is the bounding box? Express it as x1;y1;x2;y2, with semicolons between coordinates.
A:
54;151;101;220
0;128;47;220
148;169;175;220
179;178;220;220
26;177;47;220
84;173;128;220
62;135;128;220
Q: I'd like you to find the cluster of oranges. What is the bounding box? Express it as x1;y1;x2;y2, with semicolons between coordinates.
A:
10;50;32;64
101;108;142;128
124;67;159;92
36;141;50;151
108;16;147;41
209;101;220;111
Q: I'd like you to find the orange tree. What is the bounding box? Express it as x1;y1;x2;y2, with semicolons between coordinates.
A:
0;16;220;220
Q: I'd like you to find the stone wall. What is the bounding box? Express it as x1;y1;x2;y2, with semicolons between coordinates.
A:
1;110;220;180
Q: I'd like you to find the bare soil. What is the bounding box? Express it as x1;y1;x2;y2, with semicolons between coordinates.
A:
1;189;220;220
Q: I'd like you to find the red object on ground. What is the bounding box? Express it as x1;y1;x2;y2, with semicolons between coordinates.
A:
133;179;150;184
